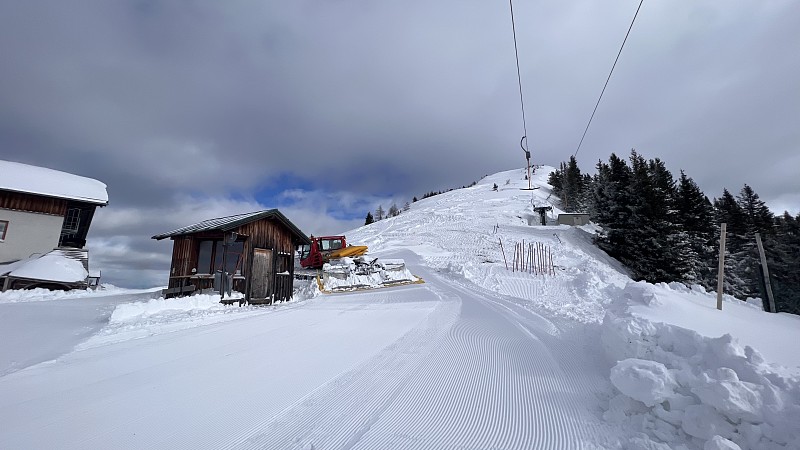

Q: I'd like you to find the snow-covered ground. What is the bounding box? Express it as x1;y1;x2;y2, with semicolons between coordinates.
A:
0;167;797;449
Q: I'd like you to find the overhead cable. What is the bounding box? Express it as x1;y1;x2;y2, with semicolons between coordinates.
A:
509;0;528;144
574;0;645;157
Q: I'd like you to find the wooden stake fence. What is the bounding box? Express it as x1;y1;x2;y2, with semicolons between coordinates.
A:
505;240;555;275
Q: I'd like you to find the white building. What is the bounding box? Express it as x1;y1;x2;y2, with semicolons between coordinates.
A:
0;160;108;289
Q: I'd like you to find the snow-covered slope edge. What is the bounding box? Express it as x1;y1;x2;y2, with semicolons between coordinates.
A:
345;166;800;450
604;287;800;449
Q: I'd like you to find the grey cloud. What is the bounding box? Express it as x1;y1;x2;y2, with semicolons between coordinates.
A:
1;0;798;286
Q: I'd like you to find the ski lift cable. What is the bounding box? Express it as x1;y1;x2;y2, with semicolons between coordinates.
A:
509;0;535;190
574;0;645;158
508;0;528;144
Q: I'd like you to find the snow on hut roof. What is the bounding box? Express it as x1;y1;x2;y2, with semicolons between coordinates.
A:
151;209;311;244
0;160;108;205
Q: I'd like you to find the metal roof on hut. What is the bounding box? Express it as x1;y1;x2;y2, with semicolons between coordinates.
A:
152;209;310;244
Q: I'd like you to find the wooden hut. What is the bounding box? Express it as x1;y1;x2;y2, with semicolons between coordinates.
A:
152;210;311;304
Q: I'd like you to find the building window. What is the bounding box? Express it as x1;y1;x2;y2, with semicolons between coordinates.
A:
62;208;81;234
196;239;244;275
0;220;7;241
197;240;217;275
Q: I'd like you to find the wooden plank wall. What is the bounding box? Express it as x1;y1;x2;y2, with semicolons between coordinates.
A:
0;191;67;216
237;219;295;302
167;237;196;289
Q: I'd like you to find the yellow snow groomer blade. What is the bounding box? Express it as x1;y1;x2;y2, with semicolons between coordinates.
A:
329;245;369;259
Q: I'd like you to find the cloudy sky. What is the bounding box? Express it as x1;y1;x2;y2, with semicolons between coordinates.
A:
1;0;798;287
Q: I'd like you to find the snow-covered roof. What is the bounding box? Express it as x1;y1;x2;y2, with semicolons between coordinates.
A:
0;160;108;205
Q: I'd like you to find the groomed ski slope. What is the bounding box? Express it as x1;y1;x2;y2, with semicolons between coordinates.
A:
0;167;797;449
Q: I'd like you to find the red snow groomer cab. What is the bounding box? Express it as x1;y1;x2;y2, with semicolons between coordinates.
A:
297;235;369;270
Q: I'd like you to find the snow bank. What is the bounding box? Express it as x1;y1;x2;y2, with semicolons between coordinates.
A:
109;292;244;323
8;253;88;283
602;311;800;449
79;281;322;348
0;285;160;304
626;281;800;369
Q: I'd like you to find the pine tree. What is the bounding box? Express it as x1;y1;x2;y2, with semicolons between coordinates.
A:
766;212;800;314
593;154;635;270
563;156;584;212
364;211;374;225
547;167;563;196
713;185;775;300
737;184;774;237
714;189;750;298
734;184;775;299
675;171;717;287
403;201;410;212
648;157;688;282
375;205;385;221
388;203;400;217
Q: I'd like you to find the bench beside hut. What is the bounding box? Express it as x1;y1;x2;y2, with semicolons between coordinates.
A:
152;210;311;304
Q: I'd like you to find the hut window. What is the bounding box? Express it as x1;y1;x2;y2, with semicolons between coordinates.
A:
197;240;216;274
0;220;8;241
197;239;244;274
222;241;244;274
276;253;292;273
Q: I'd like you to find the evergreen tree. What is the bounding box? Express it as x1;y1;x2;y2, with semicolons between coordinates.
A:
375;205;385;221
713;189;750;298
621;151;684;282
562;156;584;212
765;212;800;314
548;156;588;212
674;171;717;287
412;196;418;203
403;201;410;212
547;167;563;197
593;153;636;270
713;185;775;300
388;203;400;217
737;184;774;237
579;173;594;213
364;211;374;225
733;184;775;299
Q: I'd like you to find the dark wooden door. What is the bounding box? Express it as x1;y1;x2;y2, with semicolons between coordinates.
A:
249;248;273;303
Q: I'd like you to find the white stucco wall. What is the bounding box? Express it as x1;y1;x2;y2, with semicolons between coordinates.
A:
0;209;63;262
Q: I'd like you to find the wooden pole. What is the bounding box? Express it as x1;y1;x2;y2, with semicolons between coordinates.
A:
540;243;545;275
499;237;508;270
514;243;519;272
716;223;727;311
527;243;531;273
755;233;777;313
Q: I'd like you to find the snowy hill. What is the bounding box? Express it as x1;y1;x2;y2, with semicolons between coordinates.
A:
345;166;800;449
0;166;798;449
